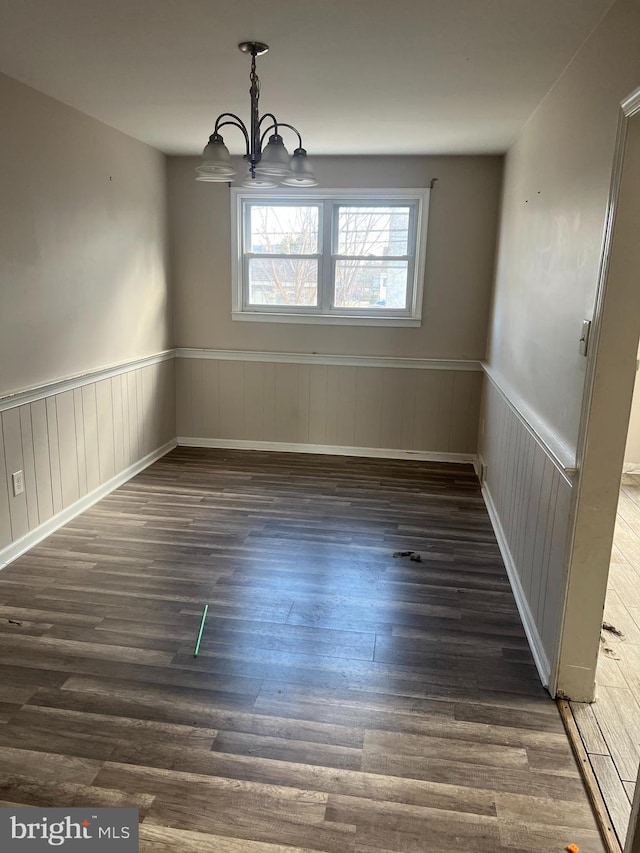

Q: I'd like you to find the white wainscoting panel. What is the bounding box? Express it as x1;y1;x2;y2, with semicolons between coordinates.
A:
479;375;574;688
0;357;176;567
176;355;482;457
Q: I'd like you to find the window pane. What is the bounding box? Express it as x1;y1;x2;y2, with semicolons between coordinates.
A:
337;206;410;256
249;205;319;254
334;260;408;309
248;258;318;306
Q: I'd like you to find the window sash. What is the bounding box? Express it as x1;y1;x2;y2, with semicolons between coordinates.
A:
244;200;323;258
245;257;321;310
332;201;417;260
329;199;417;314
243;200;324;312
331;259;413;313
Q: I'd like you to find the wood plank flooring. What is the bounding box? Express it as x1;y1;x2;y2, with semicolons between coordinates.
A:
0;447;604;852
571;473;640;847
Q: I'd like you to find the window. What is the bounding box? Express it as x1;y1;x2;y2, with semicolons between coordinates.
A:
231;188;430;325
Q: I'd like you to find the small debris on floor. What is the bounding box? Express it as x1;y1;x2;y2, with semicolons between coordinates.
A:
566;844;579;853
602;643;620;660
7;619;23;626
602;620;624;638
393;551;413;558
409;552;422;562
600;622;623;658
393;550;422;562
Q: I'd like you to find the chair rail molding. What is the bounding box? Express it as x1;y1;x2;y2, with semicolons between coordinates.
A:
0;350;176;413
176;347;483;372
482;363;577;483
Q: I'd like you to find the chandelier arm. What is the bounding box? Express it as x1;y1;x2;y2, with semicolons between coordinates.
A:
213;117;251;155
259;122;303;150
259;113;279;133
259;124;276;146
214;112;247;130
277;123;304;149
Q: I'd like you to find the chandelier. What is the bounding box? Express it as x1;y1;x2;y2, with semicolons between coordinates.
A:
196;42;318;188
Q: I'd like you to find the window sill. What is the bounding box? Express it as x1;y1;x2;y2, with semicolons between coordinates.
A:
231;312;422;327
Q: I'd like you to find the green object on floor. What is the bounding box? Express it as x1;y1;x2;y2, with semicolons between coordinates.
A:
193;604;209;657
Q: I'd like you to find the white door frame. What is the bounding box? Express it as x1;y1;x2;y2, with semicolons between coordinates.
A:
627;764;640;852
554;86;640;701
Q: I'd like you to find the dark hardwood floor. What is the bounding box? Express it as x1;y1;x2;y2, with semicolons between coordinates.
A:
0;447;604;852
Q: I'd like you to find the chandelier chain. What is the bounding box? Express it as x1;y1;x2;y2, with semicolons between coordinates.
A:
250;53;260;102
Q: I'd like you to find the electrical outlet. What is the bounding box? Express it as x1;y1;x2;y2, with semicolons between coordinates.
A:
12;470;24;496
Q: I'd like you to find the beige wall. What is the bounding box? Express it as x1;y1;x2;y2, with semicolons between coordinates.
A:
486;0;640;457
0;73;175;564
483;0;640;697
0;73;171;397
625;347;640;467
169;155;503;358
169;154;499;455
177;355;481;456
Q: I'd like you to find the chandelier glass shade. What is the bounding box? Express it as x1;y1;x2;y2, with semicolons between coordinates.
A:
196;42;318;187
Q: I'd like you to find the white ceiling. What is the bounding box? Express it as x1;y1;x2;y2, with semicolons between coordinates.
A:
0;0;613;156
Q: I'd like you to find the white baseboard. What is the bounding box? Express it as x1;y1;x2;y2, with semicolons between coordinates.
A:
177;436;476;465
481;482;551;688
0;440;177;570
623;462;640;473
473;453;485;482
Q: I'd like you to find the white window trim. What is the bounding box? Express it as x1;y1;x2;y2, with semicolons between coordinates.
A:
231;187;430;326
